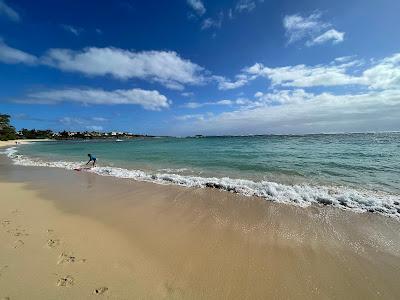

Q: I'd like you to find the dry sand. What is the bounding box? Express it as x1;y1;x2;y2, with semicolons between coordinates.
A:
0;155;400;299
0;139;53;148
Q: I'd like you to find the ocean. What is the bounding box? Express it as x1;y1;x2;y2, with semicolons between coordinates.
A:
3;133;400;219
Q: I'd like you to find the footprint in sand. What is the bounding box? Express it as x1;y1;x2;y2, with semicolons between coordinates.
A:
57;252;86;264
1;297;11;300
1;220;11;227
13;240;24;249
56;275;74;287
46;239;60;248
58;252;76;264
7;227;28;237
93;287;109;295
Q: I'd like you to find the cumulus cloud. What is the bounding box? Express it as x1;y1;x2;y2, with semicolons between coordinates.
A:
213;59;361;90
17;88;170;110
186;0;206;16
218;52;400;90
0;40;37;64
283;12;344;46
0;41;207;90
176;89;400;135
251;89;312;106
362;53;400;89
212;75;251;90
42;47;205;89
0;0;20;22
245;61;363;87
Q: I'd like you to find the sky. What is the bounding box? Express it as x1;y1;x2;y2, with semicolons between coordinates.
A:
0;0;399;136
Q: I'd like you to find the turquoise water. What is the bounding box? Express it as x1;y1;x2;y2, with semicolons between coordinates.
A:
5;133;400;219
16;134;400;193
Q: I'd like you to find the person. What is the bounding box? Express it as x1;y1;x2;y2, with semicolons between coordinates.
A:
86;153;97;167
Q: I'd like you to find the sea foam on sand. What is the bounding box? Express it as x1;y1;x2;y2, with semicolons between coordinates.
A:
3;146;400;220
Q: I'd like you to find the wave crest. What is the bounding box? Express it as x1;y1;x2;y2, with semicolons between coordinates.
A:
4;146;400;220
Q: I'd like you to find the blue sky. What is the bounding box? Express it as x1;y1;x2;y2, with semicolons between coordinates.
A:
0;0;399;136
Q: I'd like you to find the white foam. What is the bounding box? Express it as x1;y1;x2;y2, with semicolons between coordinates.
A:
4;147;400;220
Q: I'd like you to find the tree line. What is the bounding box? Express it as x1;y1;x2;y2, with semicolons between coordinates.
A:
1;114;149;141
0;114;58;140
0;114;17;141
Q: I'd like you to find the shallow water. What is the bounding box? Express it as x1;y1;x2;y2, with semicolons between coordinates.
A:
4;133;400;219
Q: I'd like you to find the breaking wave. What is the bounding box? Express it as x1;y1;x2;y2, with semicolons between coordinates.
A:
3;146;400;220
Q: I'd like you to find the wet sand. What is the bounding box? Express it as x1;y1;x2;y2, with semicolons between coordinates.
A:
0;155;400;299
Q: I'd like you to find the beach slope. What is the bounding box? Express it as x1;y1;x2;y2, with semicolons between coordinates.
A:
0;159;400;299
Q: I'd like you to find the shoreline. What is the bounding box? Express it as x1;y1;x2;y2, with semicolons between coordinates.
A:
3;141;400;221
0;139;53;148
1;155;400;298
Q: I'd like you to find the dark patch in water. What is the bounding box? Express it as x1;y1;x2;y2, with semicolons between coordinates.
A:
205;182;223;189
317;197;333;205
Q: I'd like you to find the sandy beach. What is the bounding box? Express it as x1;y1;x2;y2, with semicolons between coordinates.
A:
0;139;53;148
1;153;400;299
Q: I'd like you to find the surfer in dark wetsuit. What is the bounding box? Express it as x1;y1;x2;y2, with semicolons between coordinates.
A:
86;154;97;167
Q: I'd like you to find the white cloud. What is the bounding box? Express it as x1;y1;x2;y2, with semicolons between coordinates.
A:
18;88;170;110
283;12;324;44
307;29;345;46
334;56;356;63
59;117;84;126
0;40;37;64
244;53;400;90
42;47;205;89
251;89;313;105
176;89;400;135
175;114;205;121
213;75;250;90
184;102;204;109
181;92;194;97
91;117;108;122
59;117;106;131
186;0;206;16
235;0;256;13
362;53;400;89
183;99;249;109
61;24;83;36
211;52;400;93
0;0;20;22
245;61;363;88
283;12;344;46
214;58;362;90
0;41;207;90
201;13;223;30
